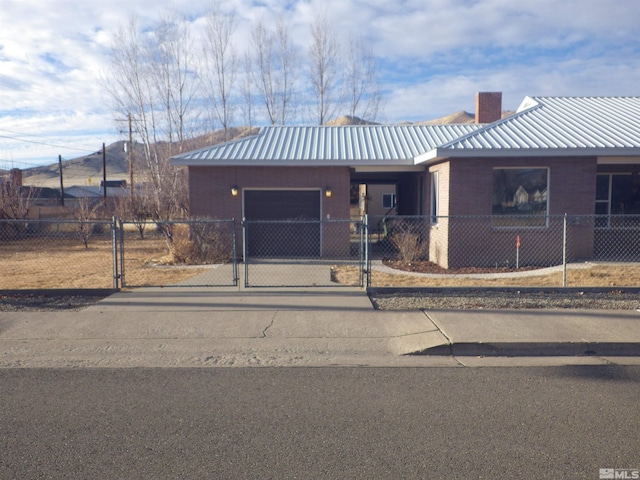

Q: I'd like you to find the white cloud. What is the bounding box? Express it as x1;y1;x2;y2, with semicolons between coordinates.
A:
1;0;639;167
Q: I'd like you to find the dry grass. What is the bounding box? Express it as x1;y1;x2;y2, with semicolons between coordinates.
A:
3;234;640;290
0;235;212;289
333;264;640;288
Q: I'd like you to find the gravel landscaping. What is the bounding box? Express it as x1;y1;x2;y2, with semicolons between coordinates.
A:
0;292;112;312
1;288;640;312
370;289;640;310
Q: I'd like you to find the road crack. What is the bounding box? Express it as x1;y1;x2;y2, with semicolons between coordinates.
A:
262;314;276;338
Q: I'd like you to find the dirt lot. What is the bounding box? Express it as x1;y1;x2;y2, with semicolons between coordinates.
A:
0;234;212;290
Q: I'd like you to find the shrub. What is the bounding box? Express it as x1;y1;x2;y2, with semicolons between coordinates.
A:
169;222;233;265
388;219;427;264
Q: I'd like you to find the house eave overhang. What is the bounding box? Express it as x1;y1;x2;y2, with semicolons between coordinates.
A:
414;147;640;164
170;158;417;168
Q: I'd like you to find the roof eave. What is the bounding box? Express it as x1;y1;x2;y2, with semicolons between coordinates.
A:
170;158;417;167
415;147;640;162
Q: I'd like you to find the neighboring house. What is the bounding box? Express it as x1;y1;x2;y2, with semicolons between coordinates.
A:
171;93;640;267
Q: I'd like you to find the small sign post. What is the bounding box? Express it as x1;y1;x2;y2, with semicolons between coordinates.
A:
516;235;521;269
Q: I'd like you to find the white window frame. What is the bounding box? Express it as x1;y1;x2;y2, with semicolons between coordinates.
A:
430;171;439;224
382;193;396;210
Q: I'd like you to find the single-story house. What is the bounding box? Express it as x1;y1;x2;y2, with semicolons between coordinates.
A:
171;93;640;268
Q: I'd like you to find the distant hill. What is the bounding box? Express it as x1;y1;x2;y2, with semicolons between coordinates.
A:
421;111;475;125
325;116;379;126
20;110;516;188
22;141;132;189
21;127;257;189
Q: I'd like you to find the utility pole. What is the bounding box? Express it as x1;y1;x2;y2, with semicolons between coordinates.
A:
58;154;65;207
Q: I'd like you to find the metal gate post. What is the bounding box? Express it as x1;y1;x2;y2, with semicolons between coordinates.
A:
562;213;568;288
364;214;370;289
242;217;249;287
112;216;119;289
119;218;125;288
231;218;238;286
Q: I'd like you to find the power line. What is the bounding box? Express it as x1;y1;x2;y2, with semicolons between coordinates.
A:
0;128;111;154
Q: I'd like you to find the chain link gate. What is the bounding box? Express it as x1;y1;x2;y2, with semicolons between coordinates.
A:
117;219;238;288
242;218;367;287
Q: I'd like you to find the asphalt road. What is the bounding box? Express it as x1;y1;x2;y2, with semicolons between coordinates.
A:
1;367;639;479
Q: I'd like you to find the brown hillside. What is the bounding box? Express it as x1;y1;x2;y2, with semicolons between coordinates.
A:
21;127;258;189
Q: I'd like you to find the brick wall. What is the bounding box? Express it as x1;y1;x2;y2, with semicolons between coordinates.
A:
188;165;351;258
189;166;351;220
429;156;598;268
475;92;502;124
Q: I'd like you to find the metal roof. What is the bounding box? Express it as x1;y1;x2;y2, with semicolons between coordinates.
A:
418;96;640;161
171;124;479;166
172;96;640;167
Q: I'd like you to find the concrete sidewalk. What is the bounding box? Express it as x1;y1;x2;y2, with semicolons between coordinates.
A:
1;287;640;367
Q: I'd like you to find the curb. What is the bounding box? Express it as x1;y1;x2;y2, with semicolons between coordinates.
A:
409;342;640;357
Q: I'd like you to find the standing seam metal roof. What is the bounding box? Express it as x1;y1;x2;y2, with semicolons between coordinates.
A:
171;124;480;164
171;96;640;166
437;96;640;152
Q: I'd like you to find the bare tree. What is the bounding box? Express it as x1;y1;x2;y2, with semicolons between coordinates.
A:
274;20;299;124
241;52;256;129
203;2;238;140
344;36;383;122
75;196;100;249
249;17;299;125
103;13;198;246
151;12;202;151
0;174;39;220
307;9;343;125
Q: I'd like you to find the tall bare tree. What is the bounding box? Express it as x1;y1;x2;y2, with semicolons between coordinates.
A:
103;14;198;245
241;52;256;130
203;2;238;140
345;36;383;122
249;17;299;125
151;12;202;151
307;9;343;125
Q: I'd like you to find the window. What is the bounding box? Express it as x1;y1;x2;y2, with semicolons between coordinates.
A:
492;168;548;226
430;171;439;223
382;193;396;209
596;173;640;227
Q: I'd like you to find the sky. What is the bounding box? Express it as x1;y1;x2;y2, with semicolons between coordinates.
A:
1;0;640;169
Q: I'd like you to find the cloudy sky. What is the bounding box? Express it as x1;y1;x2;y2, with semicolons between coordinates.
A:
1;0;639;168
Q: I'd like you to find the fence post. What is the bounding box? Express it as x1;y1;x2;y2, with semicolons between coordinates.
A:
119;218;125;288
364;214;370;289
242;217;248;287
231;218;238;286
112;216;119;289
562;213;568;288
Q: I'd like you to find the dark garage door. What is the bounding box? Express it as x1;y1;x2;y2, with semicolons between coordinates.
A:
244;190;321;257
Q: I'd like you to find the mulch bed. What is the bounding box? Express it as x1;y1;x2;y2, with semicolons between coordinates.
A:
382;259;541;275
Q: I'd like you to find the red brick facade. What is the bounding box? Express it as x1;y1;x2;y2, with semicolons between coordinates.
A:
429;156;598;268
475;92;502;124
188;165;351;257
188;165;351;220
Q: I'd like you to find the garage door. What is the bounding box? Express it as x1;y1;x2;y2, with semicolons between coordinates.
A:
244;190;321;257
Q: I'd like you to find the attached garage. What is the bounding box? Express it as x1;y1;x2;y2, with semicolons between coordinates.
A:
244;189;321;257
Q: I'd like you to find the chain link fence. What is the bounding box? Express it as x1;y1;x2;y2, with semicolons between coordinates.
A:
0;219;116;289
243;219;366;287
119;219;238;287
367;214;640;288
3;215;640;290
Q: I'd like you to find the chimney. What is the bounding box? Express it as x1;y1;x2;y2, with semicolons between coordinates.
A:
475;92;502;124
9;168;22;187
